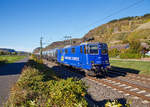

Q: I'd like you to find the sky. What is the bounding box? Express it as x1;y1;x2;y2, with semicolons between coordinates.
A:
0;0;150;52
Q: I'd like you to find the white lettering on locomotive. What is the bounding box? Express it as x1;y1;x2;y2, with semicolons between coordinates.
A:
64;56;79;61
65;56;71;60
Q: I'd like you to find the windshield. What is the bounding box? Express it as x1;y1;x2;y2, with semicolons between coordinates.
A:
89;45;98;54
101;44;108;54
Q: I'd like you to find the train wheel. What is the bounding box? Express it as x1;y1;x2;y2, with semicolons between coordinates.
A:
103;69;108;77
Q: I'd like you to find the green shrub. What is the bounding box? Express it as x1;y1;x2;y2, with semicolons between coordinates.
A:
109;48;120;57
119;40;143;59
128;40;142;53
105;100;131;107
31;54;43;64
45;78;87;107
6;60;88;107
105;100;122;107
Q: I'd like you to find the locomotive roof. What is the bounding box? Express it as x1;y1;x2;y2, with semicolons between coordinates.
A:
42;42;107;52
60;42;106;49
80;42;105;45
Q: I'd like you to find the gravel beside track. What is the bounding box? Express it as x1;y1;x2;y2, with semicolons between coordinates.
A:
44;60;150;107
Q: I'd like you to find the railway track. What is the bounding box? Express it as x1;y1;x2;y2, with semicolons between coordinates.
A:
109;68;150;81
127;74;150;82
109;69;150;85
88;76;150;102
70;69;150;103
75;69;150;104
44;60;150;105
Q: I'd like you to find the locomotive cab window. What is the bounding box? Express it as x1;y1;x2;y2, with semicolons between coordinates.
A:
80;46;83;53
89;45;98;54
84;45;87;54
65;49;68;54
71;48;75;54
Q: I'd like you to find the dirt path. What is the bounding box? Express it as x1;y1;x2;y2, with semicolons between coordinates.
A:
0;57;28;106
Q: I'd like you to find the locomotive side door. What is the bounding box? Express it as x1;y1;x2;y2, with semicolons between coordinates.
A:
100;44;110;68
57;49;61;63
79;45;88;69
79;46;83;66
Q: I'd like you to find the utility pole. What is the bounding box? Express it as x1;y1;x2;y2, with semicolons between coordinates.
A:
69;36;72;45
64;36;72;45
40;37;43;59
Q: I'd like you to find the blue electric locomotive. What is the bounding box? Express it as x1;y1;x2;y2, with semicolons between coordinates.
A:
56;42;110;76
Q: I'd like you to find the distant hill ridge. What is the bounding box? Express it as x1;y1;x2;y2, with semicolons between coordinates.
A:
0;48;16;53
34;13;150;53
0;48;28;54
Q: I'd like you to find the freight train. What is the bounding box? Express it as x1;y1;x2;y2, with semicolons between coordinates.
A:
41;42;110;76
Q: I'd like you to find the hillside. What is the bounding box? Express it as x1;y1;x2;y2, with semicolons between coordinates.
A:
83;14;150;48
44;38;82;51
34;13;150;53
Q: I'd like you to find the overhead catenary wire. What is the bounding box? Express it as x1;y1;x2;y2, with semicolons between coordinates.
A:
71;0;144;36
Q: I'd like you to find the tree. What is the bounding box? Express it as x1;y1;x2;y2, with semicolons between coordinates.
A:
129;40;142;53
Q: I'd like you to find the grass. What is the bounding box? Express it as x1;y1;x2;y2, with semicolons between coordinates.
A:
0;55;26;64
110;60;150;75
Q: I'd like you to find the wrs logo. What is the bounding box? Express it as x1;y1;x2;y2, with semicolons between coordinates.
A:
61;56;64;61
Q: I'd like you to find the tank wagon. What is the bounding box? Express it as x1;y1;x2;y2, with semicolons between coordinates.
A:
42;48;58;61
41;42;110;76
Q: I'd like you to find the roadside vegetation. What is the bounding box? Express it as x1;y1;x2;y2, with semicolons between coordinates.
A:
108;40;146;59
0;55;26;65
5;56;88;107
110;60;150;75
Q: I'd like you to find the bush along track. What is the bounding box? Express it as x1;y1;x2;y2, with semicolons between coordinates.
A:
5;59;88;107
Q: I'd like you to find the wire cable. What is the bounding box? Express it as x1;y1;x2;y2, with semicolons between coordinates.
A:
72;0;144;35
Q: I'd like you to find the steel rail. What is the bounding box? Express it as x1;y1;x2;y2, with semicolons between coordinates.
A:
109;70;150;83
87;76;150;101
106;78;150;93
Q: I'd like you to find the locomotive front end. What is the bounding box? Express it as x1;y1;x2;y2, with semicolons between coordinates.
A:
87;43;110;76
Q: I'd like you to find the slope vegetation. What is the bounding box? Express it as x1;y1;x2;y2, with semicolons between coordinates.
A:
84;14;150;47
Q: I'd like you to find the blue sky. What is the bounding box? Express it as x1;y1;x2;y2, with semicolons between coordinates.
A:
0;0;150;52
